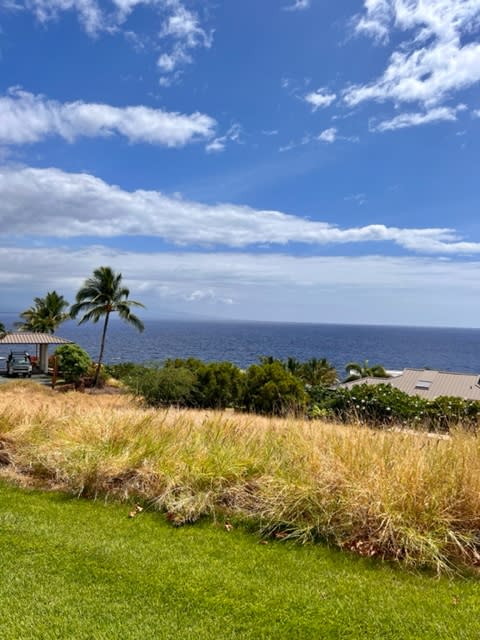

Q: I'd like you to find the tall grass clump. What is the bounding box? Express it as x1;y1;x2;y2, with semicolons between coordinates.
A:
1;381;480;573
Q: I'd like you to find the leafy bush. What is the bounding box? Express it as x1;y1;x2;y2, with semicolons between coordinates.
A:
196;362;244;409
123;364;197;408
55;344;91;383
105;362;141;380
311;384;480;432
242;361;307;416
163;359;244;409
262;355;337;387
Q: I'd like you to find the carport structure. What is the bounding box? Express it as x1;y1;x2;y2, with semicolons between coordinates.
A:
0;333;73;373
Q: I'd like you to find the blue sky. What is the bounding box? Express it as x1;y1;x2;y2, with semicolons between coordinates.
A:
1;0;480;326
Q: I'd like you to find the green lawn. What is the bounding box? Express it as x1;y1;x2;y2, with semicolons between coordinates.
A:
0;482;479;640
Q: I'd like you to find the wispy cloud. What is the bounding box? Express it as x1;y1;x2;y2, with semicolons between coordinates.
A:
304;88;336;111
345;1;480;120
372;105;464;132
345;193;367;206
283;0;311;11
3;245;480;324
0;87;216;147
8;0;213;82
318;127;337;143
157;1;213;83
1;165;479;256
205;123;242;153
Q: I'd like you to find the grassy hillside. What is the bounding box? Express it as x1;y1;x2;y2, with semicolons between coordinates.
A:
1;482;480;640
1;381;480;572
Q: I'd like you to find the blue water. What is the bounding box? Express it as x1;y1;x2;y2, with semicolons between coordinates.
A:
46;320;480;374
2;317;480;374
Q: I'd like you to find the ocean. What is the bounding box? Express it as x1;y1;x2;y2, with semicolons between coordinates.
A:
36;319;480;375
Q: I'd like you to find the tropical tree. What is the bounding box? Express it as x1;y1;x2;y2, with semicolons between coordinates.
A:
0;322;6;338
70;267;145;386
17;291;69;334
344;359;389;383
285;356;303;377
300;357;337;387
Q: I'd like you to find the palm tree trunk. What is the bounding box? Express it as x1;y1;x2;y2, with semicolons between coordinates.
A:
94;311;110;387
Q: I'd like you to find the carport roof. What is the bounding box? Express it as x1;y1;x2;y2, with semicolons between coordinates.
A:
0;332;72;345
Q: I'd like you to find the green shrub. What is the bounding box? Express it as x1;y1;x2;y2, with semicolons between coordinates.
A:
105;362;141;380
310;384;480;432
196;361;244;409
242;362;307;416
124;364;197;408
55;344;91;383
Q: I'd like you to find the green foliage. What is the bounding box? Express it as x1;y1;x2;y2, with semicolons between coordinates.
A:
311;384;480;431
104;362;140;379
122;364;196;407
70;266;145;387
344;360;389;383
55;344;91;383
123;359;244;409
200;362;244;409
300;357;337;386
260;355;337;388
243;361;307;416
17;291;69;334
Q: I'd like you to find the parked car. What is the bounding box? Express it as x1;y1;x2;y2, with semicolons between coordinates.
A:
6;352;33;378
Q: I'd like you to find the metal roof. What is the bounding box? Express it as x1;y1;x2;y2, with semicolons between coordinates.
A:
0;332;73;345
341;368;480;401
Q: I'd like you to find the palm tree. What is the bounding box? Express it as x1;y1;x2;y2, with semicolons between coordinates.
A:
344;359;389;383
0;322;6;338
70;267;145;386
17;291;70;334
301;357;337;387
285;356;303;377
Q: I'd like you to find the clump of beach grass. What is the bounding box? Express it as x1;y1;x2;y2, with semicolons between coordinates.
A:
1;381;480;573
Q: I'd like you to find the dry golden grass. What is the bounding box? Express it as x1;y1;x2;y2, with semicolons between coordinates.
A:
1;380;480;573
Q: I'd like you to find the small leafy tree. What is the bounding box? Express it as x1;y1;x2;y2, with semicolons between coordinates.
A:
242;361;307;416
55;344;91;383
125;365;197;408
0;322;6;338
198;362;244;409
163;358;244;409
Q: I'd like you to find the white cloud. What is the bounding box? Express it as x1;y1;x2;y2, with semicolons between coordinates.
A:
21;0;105;35
284;0;310;11
10;0;213;80
280;127;357;150
304;88;337;111
157;1;213;81
372;105;462;132
3;246;480;325
185;289;233;305
205;123;242;153
0;87;216;147
1;165;479;256
318;127;337;143
345;193;367;206
346;1;480;109
354;0;392;43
